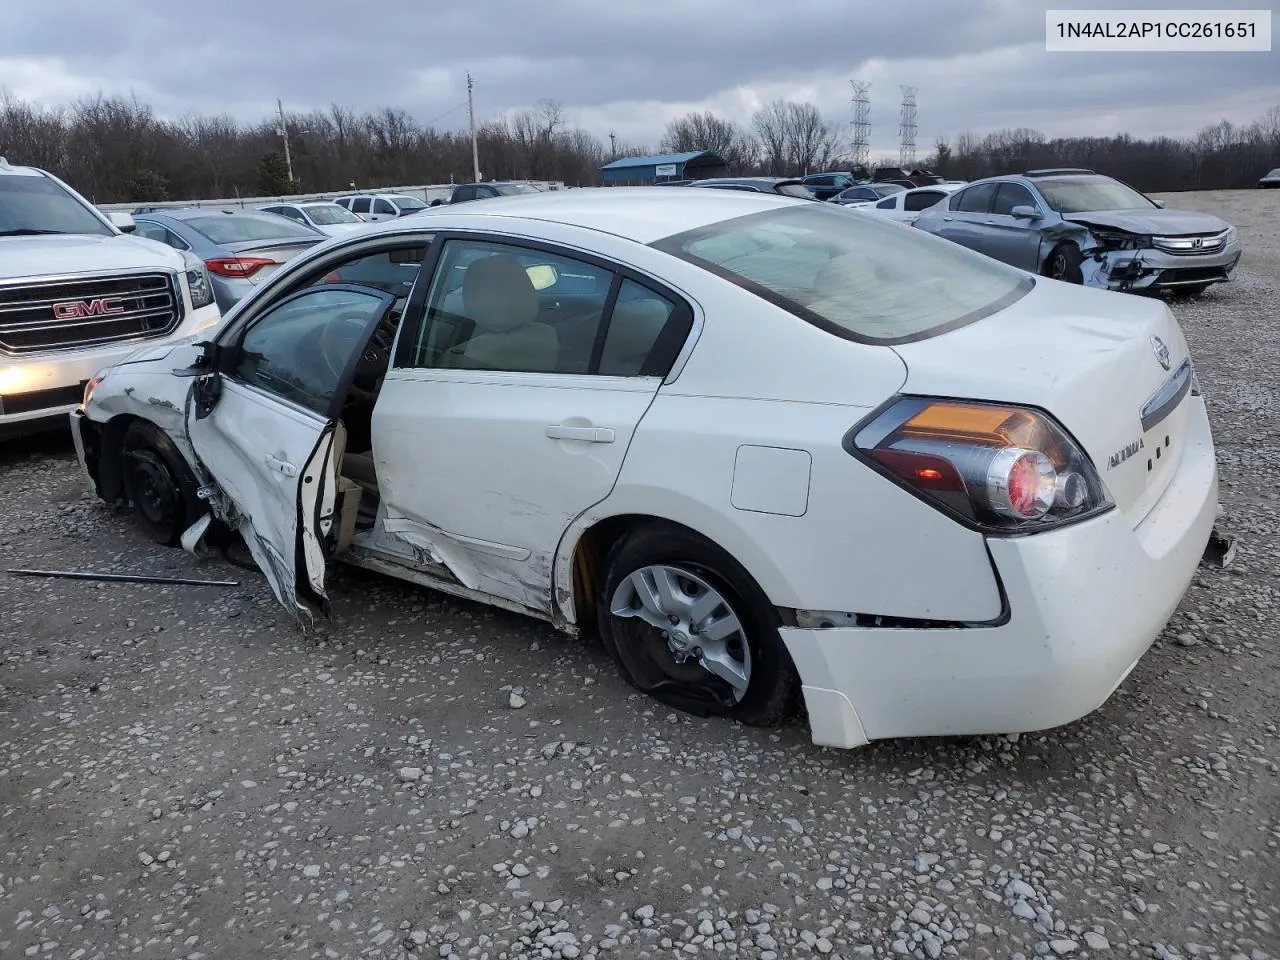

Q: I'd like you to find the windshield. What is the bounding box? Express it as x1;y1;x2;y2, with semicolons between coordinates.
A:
873;183;906;196
653;203;1030;344
494;183;542;196
186;214;321;244
390;195;427;211
1037;176;1156;213
0;173;112;237
1268;168;1280;178
304;204;361;225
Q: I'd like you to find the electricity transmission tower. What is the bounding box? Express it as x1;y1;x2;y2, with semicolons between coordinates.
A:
898;86;918;169
850;81;871;171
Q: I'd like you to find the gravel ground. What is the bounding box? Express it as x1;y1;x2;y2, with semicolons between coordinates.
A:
2;189;1278;960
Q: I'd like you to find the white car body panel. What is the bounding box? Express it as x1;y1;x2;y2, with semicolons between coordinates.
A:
186;379;338;613
71;188;1220;749
862;184;963;224
0;233;190;280
893;281;1189;527
0;164;221;435
374;369;661;612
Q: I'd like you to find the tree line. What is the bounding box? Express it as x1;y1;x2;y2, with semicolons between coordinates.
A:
0;89;1276;204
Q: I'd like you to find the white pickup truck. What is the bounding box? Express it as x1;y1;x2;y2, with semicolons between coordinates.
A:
0;158;222;439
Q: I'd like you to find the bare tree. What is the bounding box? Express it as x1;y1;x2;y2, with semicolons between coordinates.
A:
660;111;757;172
0;88;1274;202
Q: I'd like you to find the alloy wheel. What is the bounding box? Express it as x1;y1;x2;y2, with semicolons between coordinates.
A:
609;564;752;702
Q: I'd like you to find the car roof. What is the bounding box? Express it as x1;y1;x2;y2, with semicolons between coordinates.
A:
359;186;800;244
0;159;45;178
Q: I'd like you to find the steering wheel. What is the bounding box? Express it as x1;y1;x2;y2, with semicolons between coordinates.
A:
318;311;377;381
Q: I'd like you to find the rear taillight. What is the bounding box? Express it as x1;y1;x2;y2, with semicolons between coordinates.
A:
204;257;274;278
848;397;1112;534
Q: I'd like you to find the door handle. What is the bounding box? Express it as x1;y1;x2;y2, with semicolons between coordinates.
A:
942;216;954;222
265;454;298;477
546;424;615;443
984;220;996;225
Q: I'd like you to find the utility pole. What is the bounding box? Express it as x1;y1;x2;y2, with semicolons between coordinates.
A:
276;98;294;185
609;131;617;158
466;73;481;183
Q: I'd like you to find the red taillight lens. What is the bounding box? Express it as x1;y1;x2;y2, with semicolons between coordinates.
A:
850;398;1111;534
204;257;274;278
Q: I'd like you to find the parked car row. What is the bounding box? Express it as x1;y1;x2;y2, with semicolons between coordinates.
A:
713;164;1242;297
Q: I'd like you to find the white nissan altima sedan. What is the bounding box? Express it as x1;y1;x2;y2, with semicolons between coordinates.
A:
71;187;1222;749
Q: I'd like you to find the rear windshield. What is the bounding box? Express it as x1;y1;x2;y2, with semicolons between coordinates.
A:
776;183;815;199
653;204;1031;344
1037;177;1156;213
0;173;112;237
186;214;321;244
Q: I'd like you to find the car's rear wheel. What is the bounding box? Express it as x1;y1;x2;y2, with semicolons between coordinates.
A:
1044;243;1084;283
597;523;798;726
1175;283;1210;298
120;421;201;546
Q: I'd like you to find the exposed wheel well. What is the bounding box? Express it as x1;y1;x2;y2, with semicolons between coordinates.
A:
95;414;150;504
569;514;772;637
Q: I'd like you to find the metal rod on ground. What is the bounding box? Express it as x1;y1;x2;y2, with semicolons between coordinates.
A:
467;72;480;183
6;569;240;587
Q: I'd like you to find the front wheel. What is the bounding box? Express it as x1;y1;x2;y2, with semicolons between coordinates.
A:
1044;243;1084;283
119;421;202;546
597;523;798;726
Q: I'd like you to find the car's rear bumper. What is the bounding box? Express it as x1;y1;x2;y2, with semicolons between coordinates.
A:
782;396;1219;748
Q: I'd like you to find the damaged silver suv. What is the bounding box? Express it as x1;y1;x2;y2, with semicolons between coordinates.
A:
912;169;1240;296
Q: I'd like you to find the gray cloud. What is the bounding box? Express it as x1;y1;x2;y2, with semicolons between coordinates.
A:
2;0;1276;158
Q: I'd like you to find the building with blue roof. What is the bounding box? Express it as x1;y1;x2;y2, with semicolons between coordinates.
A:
599;150;729;186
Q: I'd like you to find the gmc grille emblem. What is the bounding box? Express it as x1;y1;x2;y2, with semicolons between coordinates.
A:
52;297;127;320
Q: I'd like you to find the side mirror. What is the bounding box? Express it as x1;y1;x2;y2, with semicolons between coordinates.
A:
1010;205;1041;220
107;210;137;233
1152;198;1166;208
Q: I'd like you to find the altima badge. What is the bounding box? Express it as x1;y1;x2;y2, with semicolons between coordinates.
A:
1151;336;1171;371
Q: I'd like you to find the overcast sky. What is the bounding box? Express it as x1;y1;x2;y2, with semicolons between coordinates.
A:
1;0;1276;158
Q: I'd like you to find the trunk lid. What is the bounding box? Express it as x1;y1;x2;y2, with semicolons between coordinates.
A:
891;280;1194;527
222;238;322;284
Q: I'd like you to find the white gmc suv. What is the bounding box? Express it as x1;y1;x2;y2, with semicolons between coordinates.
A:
0;158;222;439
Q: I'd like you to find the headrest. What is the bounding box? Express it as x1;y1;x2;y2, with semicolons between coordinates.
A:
462;254;538;332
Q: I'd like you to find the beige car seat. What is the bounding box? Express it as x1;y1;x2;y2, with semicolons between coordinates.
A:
444;254;559;372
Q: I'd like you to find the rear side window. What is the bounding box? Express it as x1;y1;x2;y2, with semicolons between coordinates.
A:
653;203;1030;345
955;183;996;213
185;215;319;244
875;197;897;210
904;190;945;212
